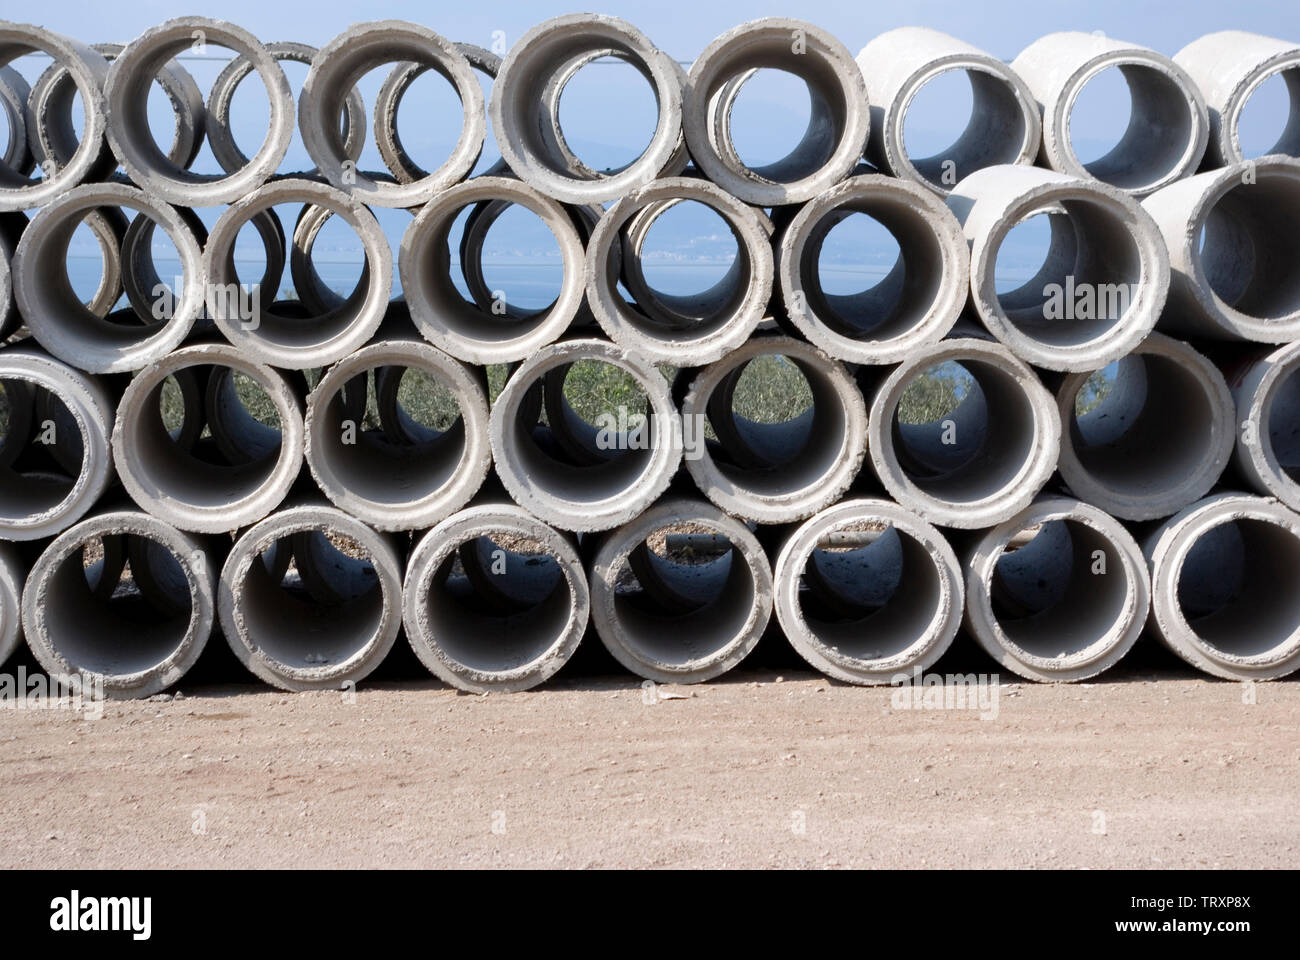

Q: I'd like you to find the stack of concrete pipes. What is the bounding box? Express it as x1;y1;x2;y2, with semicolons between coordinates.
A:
2;15;1300;698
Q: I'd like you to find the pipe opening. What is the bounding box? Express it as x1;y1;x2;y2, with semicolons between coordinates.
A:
1198;173;1300;321
1265;364;1300;483
637;200;738;302
0;377;86;523
1175;517;1300;657
1236;67;1300;158
989;518;1128;658
727;68;814;170
903;66;1030;188
555;55;659;172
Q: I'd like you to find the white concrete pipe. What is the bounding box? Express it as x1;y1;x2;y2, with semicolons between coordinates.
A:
401;176;586;364
965;495;1150;682
948;164;1169;371
1174;30;1300;168
403;502;589;692
773;498;963;685
868;335;1060;529
301;21;484;207
22;508;219;698
0;23;109;211
12;181;205;373
1146;492;1300;680
1142;155;1300;342
1056;333;1235;520
585;176;773;365
588;498;772;683
304;330;491;530
490;338;682;532
491;14;684;204
1227;340;1300;511
0;542;24;666
204;178;392;369
681;334;867;524
778;173;968;363
1012;32;1208;196
104;17;292;206
112;341;305;533
0;343;114;541
857;27;1040;196
685;18;870;206
219;501;403;691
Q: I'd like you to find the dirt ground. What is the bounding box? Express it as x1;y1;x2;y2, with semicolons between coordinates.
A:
2;657;1297;870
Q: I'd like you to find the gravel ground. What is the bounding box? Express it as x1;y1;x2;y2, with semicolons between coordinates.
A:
1;662;1296;869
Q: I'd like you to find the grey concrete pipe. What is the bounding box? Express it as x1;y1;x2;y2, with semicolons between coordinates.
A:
0;23;109;211
964;495;1150;682
12;181;205;373
301;21;484;207
685;18;870;206
0;211;24;339
681;334;868;524
204;178;391;369
0;342;114;540
1142;155;1300;342
778;173;968;363
112;341;305;533
1227;340;1300;511
491;14;684;204
401;176;586;364
22;508;219;698
490;337;682;532
588;498;772;683
104;17;292;206
585;176;773;365
868;335;1061;529
1174;30;1300;168
0;65;32;178
304;331;491;530
947;164;1169;371
1012;32;1209;196
403;502;589;692
1146;492;1300;680
0;542;24;666
1055;333;1235;520
857;27;1040;196
206;41;364;175
219;501;403;691
773;497;964;685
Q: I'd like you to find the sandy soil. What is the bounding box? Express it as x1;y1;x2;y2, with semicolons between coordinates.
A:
1;664;1296;869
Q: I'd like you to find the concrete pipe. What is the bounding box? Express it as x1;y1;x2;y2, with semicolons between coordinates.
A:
585;177;772;365
376;42;507;182
1146;492;1300;680
685;19;870;207
868;335;1060;529
491;14;683;204
857;27;1040;197
1228;340;1300;511
0;210;25;339
219;501;403;691
301;21;483;207
773;498;963;685
965;496;1149;682
22;509;218;698
401;176;585;364
0;24;109;211
304;332;491;530
589;498;771;683
105;18;292;206
0;543;24;666
490;338;681;532
0;66;32;177
1174;31;1300;168
29;41;205;174
204;178;391;369
12;181;205;373
403;502;588;692
949;164;1169;371
0;343;113;541
207;41;364;176
681;334;867;524
1012;32;1208;196
1142;155;1300;342
778;173;968;363
112;341;304;533
1056;333;1234;520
